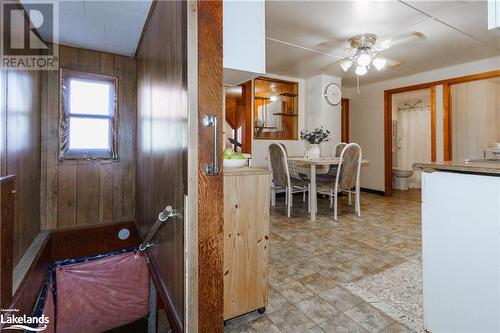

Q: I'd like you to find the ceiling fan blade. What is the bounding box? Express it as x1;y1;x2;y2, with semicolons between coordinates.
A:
320;57;352;71
381;56;403;68
266;37;344;59
376;32;425;51
314;39;356;56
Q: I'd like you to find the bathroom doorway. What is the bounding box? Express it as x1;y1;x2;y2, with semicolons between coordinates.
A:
384;70;500;196
391;89;434;190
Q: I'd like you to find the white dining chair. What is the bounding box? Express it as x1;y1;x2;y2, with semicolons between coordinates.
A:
268;143;309;217
317;143;362;221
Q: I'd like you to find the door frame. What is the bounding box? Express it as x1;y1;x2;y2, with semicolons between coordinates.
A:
193;1;224;333
341;98;349;143
383;69;500;196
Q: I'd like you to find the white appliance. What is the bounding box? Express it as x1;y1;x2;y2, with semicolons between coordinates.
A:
422;171;500;332
485;146;500;159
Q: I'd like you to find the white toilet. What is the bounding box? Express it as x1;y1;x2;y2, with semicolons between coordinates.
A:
392;167;414;191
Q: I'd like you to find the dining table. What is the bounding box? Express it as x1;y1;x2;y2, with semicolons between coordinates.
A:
286;157;369;221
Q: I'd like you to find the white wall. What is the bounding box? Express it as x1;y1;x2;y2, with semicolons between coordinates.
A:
346;56;500;192
251;73;343;167
305;74;342;156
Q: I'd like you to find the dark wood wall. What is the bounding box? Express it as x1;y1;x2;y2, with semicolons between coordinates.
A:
0;11;42;264
136;1;186;331
40;45;136;229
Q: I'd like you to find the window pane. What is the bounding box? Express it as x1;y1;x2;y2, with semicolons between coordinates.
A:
69;117;110;150
69;78;112;116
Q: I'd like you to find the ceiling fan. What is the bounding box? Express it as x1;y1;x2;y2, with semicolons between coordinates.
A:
319;32;425;76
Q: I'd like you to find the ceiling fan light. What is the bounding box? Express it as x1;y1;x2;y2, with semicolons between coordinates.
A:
372;58;387;70
357;53;372;67
355;66;367;76
340;60;353;72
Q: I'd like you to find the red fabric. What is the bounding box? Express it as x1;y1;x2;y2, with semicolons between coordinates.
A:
55;252;149;333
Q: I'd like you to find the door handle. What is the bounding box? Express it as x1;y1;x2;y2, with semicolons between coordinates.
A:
203;114;219;176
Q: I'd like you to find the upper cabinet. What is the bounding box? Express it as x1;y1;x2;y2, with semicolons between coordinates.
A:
489;0;500;29
223;0;266;85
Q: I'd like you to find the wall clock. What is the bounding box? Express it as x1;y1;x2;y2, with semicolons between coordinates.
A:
324;83;342;106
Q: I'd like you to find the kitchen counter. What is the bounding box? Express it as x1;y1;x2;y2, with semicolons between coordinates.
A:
413;160;500;175
419;162;500;332
223;167;271;176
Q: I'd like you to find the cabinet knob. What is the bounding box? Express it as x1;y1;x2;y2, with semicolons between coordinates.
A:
11;190;16;195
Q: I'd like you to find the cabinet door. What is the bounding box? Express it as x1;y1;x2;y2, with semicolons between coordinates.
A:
224;173;270;319
422;171;500;332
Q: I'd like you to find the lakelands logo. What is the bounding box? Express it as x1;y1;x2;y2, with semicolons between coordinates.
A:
1;312;49;331
1;309;49;332
0;0;59;70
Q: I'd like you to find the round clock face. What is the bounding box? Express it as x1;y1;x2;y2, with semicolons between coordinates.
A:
324;83;342;106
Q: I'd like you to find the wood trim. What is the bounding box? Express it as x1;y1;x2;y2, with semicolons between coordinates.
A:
241;80;253;153
255;76;297;85
49;221;140;261
360;187;385;196
6;235;51;323
146;252;183;333
197;0;224;332
443;83;452;161
58;43;135;60
430;86;436;162
383;91;392;196
385;69;500;95
341;98;350;143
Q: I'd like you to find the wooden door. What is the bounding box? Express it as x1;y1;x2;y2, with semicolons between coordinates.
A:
136;1;224;332
341;98;350;143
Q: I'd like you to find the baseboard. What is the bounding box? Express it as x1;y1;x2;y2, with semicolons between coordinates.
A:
276;187;386;196
360;187;385;196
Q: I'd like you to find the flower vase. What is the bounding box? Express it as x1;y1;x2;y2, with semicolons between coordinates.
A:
306;144;320;159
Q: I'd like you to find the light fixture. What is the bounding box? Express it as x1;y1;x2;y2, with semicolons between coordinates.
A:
270;95;278;102
356;53;372;67
340;60;353;72
355;66;367;76
372;58;387;70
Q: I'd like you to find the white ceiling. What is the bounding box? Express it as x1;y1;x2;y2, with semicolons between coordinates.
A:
22;1;152;56
265;1;500;87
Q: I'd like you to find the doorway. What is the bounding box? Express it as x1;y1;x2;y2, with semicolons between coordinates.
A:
384;70;500;196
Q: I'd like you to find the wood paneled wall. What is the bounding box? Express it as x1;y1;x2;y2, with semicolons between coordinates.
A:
451;79;500;161
40;45;136;229
0;6;42;264
136;1;186;331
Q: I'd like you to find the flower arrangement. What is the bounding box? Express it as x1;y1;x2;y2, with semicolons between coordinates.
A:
300;127;331;144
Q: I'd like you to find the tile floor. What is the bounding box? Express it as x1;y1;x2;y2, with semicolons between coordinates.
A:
225;190;422;333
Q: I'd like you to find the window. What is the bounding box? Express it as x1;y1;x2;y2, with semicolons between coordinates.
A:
253;77;298;140
60;71;118;159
